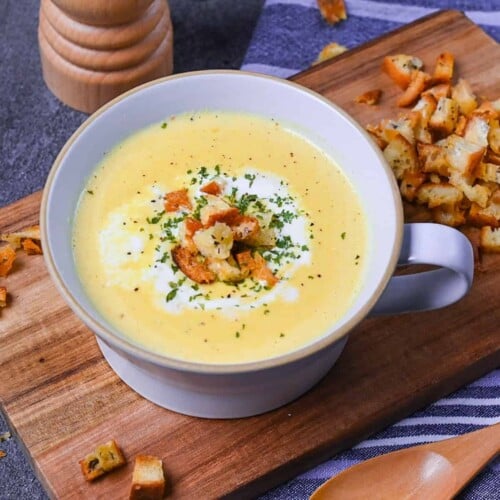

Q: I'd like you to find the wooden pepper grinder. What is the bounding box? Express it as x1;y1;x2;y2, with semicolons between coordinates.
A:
38;0;174;113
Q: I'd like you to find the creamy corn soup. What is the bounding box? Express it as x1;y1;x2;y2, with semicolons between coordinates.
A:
73;112;366;364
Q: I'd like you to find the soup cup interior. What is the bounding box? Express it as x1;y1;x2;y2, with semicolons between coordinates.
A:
42;70;402;372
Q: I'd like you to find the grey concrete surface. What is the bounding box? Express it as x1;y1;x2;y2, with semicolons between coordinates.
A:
0;1;263;498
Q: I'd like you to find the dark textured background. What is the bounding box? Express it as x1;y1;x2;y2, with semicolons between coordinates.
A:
0;1;263;497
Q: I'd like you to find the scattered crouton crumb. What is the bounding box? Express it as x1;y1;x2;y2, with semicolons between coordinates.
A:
314;42;348;65
0;287;7;309
355;89;382;105
0;246;16;278
22;238;43;255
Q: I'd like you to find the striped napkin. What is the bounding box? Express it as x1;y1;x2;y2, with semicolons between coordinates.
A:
242;1;500;498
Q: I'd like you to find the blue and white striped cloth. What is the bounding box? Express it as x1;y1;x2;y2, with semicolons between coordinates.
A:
242;0;500;78
242;1;500;498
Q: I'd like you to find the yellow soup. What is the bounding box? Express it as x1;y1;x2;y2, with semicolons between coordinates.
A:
74;112;366;364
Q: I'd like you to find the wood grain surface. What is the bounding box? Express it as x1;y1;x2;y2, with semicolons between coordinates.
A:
1;10;499;499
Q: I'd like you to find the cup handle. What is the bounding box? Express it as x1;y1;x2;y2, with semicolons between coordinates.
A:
370;223;474;315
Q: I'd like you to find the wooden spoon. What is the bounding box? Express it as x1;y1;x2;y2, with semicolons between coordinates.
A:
310;423;500;500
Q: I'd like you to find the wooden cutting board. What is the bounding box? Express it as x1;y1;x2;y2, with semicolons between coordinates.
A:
1;10;499;499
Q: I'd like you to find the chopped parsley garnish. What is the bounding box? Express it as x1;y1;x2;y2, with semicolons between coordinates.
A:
244;173;256;187
341;232;346;239
161;122;168;129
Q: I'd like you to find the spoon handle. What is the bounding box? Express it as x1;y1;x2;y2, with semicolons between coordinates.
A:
423;422;500;494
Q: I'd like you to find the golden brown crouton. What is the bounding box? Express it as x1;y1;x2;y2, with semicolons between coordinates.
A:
22;238;43;255
0;225;41;250
480;226;500;253
451;79;478;116
464;115;490;147
179;217;203;253
0;286;7;308
314;42;348;64
400;171;426;202
164;189;192;213
422;83;451;100
230;215;260;241
171;245;216;284
397;71;430;107
383;134;419;180
0;246;16;278
443;134;485;175
79;440;126;482
129;455;165;500
432;205;466;227
355;89;382;105
382;54;423;89
317;0;347;24
432;52;454;84
235;251;278;287
429;97;459;136
416;183;463;208
200;181;222;196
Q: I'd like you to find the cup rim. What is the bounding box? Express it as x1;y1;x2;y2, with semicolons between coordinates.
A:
41;69;403;374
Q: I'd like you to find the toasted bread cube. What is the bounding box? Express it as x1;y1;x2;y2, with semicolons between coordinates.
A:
231;215;260;241
400;171;426;202
455;115;468;136
432;205;466;227
355;89;382;105
79;440;126;482
480;226;500;253
199;194;232;226
449;171;491;208
412;94;437;127
416;183;463;208
171;245;215;284
0;286;7;308
164;189;191;213
130;455;165;500
382;54;423;89
486;149;500;166
443;134;485;175
383;134;419;180
380;117;416;145
451;79;477;116
422;83;451;100
0;225;41;250
0;245;16;278
367;130;388;150
432;52;454;84
179;217;203;253
200;180;222;196
317;0;347;24
464;115;490;147
488;125;500;154
429;97;459;136
397;70;430;107
314;42;348;64
468;202;500;228
475;162;500;183
22;238;42;255
474;101;499;120
417;143;450;176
